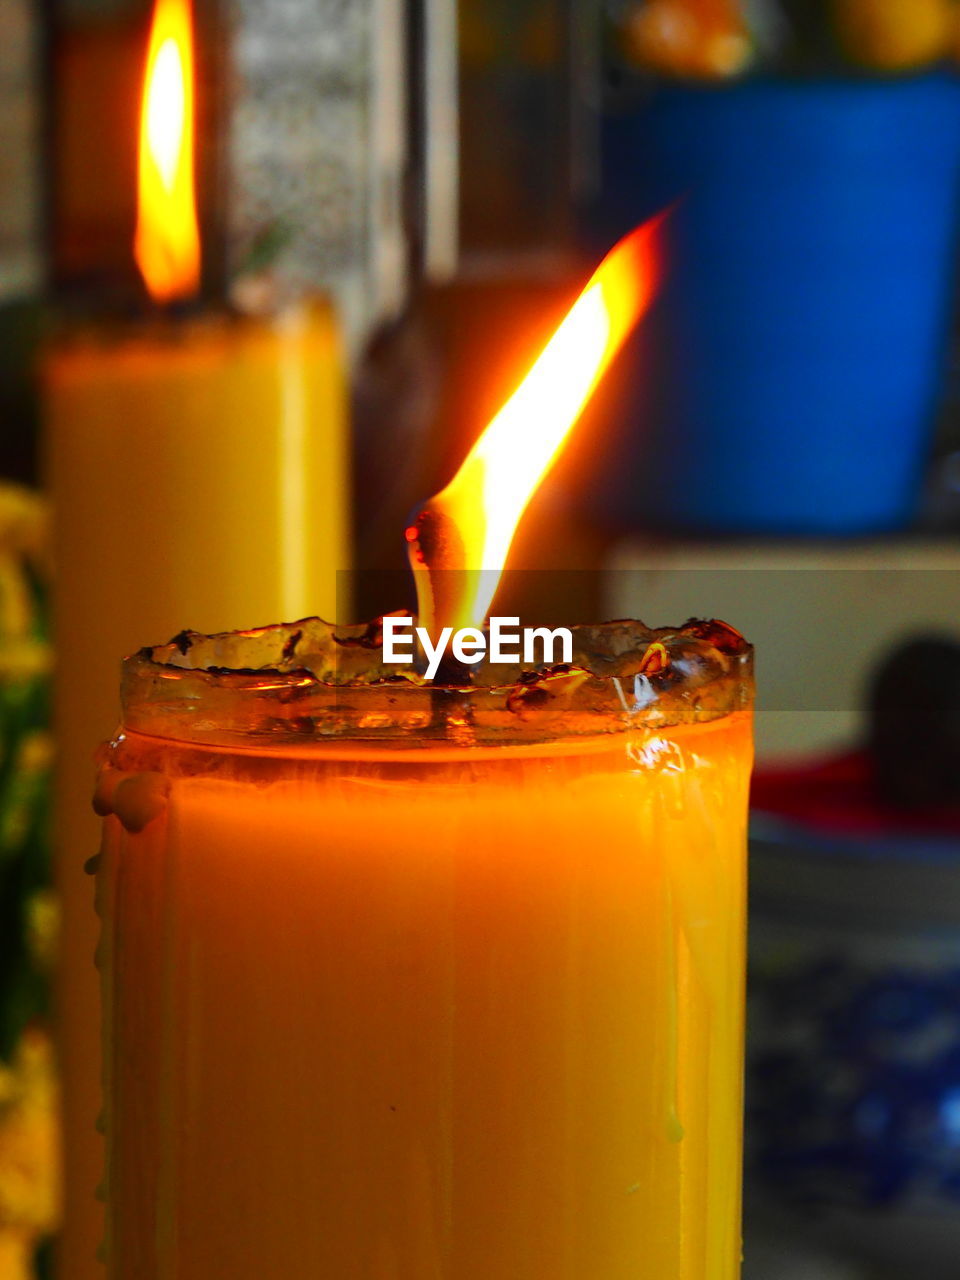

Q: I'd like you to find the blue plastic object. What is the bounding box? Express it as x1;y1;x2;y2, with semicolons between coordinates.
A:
587;75;960;534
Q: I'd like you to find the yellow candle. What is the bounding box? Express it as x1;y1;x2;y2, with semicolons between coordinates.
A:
94;617;752;1279
47;0;351;1267
44;302;349;1276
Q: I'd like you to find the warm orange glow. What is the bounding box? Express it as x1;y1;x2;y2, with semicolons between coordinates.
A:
134;0;200;302
408;215;664;635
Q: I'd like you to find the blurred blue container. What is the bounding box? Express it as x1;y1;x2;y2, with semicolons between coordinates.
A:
589;74;960;534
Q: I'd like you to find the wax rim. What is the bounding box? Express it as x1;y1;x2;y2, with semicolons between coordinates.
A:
117;615;754;749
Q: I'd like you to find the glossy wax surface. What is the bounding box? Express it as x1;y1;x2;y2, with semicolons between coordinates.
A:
97;709;751;1280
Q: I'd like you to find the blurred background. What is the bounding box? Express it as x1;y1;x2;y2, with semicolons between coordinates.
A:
3;0;960;1276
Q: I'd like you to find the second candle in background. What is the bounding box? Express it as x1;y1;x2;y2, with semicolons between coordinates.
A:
46;289;351;1280
44;1;352;1273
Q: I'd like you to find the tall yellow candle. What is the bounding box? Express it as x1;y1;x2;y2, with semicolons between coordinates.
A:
47;297;349;1279
94;617;753;1280
45;2;350;1271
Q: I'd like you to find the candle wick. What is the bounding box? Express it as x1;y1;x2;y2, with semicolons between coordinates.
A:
405;502;469;643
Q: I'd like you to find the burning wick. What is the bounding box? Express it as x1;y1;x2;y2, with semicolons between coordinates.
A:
406;214;666;642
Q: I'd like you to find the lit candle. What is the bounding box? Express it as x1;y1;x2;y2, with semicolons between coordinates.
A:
94;215;753;1278
45;1;349;1271
97;619;751;1279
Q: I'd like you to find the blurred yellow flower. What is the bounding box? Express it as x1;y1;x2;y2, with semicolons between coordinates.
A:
0;482;57;1279
0;1027;61;1238
0;1027;61;1279
26;891;60;975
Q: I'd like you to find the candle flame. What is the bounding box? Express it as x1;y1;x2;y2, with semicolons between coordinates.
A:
407;215;665;636
134;0;200;302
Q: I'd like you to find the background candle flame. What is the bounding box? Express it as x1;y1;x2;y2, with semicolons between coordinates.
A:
407;214;665;637
134;0;200;303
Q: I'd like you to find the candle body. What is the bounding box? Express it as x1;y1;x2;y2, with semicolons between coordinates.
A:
97;712;751;1279
44;303;349;1277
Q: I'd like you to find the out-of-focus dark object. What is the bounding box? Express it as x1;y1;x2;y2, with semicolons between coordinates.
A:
868;634;960;809
746;635;960;1280
0;304;42;487
921;338;960;530
0;0;42;487
924;443;960;528
458;0;571;256
577;2;960;535
0;0;41;302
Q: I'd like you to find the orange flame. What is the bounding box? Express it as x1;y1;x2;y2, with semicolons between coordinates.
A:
407;215;665;635
134;0;200;302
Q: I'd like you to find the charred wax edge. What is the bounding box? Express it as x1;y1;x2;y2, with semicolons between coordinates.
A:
131;614;752;693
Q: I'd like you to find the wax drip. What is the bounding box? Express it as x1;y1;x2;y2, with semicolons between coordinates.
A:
94;769;170;833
